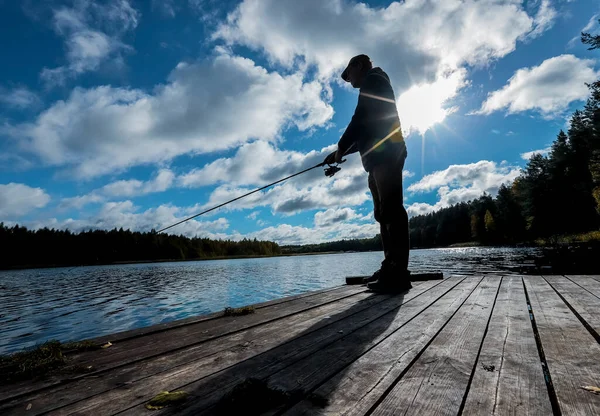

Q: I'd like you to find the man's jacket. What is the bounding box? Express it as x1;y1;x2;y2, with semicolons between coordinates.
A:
337;67;406;172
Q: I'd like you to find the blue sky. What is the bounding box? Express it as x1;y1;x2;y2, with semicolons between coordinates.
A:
0;0;599;245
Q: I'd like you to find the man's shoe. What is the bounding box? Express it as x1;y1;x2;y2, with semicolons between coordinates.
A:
367;277;412;294
363;260;397;284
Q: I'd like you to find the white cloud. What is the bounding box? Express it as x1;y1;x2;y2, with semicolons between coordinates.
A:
40;0;139;86
246;211;260;220
214;0;547;134
10;53;333;178
408;160;520;194
246;221;379;245
152;0;177;17
402;170;415;179
406;160;521;217
476;55;600;117
0;87;40;109
59;193;105;210
583;13;599;33
21;199;379;245
521;146;551;160
0;183;50;218
102;169;175;197
26;200;231;239
314;207;359;228
526;0;557;40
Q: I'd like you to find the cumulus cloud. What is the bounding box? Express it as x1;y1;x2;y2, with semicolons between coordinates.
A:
314;207;359;228
521;146;551;161
40;0;139;86
22;198;379;245
406;160;521;217
59;169;176;210
102;169;175;197
0;183;50;218
27;200;231;239
9;53;333;178
0;86;41;109
59;193;105;210
475;55;600;117
246;221;379;245
178;141;335;188
214;0;549;134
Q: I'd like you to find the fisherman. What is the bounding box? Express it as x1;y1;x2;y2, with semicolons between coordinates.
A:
324;54;410;294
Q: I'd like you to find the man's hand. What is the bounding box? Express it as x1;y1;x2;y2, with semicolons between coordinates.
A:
324;150;337;165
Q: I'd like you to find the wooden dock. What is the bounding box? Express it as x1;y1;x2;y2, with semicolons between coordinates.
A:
1;275;600;415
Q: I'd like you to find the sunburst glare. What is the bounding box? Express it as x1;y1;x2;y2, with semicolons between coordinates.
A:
396;70;467;136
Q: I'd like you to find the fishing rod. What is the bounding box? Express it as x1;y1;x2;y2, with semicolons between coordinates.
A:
156;158;346;234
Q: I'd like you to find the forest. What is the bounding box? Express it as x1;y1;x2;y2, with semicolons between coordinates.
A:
0;225;281;269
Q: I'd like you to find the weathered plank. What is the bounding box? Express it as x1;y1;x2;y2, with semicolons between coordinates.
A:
0;287;385;415
0;285;363;405
282;277;484;416
122;278;466;416
461;276;552;415
544;275;600;337
369;276;502;416
564;275;600;299
524;276;600;415
43;280;451;416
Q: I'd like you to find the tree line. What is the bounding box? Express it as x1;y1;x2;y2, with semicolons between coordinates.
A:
0;225;281;269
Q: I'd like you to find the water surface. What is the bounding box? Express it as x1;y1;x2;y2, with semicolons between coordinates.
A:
0;247;540;354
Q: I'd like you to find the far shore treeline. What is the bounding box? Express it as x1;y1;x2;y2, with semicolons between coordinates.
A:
1;25;600;270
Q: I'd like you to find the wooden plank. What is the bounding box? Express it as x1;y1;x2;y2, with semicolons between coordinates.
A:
369;276;502;416
544;275;600;337
461;276;552;415
524;276;600;415
282;277;484;416
177;278;474;416
564;275;600;299
345;272;443;285
108;278;465;416
0;289;393;415
41;280;452;416
0;285;363;404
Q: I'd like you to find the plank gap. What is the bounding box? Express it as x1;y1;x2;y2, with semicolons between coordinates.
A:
522;279;562;416
542;276;600;346
562;275;600;301
456;276;504;415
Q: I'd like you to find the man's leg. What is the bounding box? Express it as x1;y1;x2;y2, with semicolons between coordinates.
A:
372;157;409;273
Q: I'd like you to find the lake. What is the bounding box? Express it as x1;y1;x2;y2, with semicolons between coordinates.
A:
0;247;541;354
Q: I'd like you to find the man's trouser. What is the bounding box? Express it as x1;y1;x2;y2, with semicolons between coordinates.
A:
367;153;409;272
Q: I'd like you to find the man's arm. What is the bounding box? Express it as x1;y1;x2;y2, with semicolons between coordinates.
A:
336;76;378;156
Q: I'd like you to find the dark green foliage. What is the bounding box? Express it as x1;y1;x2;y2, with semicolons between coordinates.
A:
281;235;382;254
0;225;281;269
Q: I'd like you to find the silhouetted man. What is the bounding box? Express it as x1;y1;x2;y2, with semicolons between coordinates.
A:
324;54;410;294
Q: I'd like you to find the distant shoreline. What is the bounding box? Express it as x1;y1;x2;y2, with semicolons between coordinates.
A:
0;251;352;272
0;244;535;272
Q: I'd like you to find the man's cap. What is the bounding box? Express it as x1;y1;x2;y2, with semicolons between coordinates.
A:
341;54;371;82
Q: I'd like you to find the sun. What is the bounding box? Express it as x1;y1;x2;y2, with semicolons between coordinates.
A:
396;70;466;136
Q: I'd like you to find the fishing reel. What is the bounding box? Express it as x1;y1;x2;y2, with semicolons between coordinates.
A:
324;159;346;177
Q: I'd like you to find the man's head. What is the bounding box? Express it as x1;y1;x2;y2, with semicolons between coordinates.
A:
341;54;372;88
